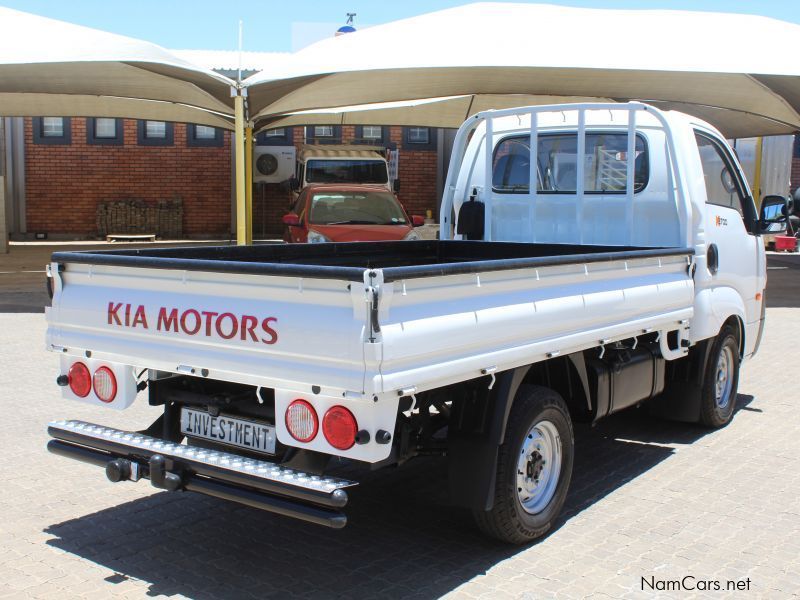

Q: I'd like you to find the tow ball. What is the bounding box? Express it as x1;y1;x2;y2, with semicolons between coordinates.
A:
105;454;183;492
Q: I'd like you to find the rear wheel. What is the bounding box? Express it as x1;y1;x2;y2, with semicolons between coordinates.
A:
473;385;574;544
699;324;740;428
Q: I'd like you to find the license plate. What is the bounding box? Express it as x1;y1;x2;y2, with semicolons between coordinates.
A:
180;408;276;455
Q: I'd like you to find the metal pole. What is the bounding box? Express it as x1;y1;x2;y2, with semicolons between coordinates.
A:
753;137;764;208
245;125;253;244
234;93;247;245
0;117;6;254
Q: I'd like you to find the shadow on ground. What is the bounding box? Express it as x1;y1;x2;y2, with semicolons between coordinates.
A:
44;396;754;600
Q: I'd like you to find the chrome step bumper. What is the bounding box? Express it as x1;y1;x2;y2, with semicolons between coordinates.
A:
47;420;356;528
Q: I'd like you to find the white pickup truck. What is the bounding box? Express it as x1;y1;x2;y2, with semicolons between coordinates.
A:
45;103;788;544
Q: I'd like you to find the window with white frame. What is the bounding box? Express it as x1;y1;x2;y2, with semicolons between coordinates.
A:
195;125;217;140
313;126;334;138
265;128;285;137
88;117;123;145
33;117;71;144
407;127;430;144
42;117;64;137
95;118;117;138
145;121;167;138
362;126;382;140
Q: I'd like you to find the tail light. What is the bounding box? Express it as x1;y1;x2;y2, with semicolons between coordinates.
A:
285;399;318;442
67;362;91;397
322;406;357;450
93;366;117;403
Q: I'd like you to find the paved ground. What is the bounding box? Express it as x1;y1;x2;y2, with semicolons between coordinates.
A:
0;243;799;599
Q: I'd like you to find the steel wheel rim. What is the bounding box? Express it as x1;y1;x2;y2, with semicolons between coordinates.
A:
516;420;562;515
715;345;735;409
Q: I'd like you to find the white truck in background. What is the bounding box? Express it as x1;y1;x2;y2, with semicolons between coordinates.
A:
44;103;789;544
290;144;396;195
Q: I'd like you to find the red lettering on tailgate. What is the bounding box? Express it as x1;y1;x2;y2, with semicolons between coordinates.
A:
107;302;123;325
157;307;179;332
180;309;202;335
108;302;279;345
132;305;148;328
261;317;279;345
241;315;258;342
216;313;238;340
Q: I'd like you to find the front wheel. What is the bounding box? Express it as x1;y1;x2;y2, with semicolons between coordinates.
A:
473;385;574;544
699;325;741;428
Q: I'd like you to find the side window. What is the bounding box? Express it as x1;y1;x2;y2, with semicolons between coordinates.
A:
695;133;744;215
492;133;648;194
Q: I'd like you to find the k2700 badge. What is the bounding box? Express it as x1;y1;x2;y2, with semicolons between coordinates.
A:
715;215;728;227
106;302;278;345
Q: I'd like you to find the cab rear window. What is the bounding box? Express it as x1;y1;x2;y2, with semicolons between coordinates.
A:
492;133;648;194
306;160;388;184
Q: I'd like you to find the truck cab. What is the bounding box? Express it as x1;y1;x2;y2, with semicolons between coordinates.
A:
293;144;393;195
443;104;771;360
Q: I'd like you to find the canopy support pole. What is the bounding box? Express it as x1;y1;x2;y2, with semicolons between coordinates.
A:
234;90;247;245
245;125;254;244
753;137;764;207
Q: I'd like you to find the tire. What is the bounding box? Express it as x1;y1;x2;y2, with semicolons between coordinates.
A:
473;385;574;544
699;324;740;428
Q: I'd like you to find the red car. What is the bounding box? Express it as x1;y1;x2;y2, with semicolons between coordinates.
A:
282;184;424;243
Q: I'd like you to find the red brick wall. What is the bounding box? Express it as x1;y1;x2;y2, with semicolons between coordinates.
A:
390;127;438;219
24;119;441;238
25;118;232;236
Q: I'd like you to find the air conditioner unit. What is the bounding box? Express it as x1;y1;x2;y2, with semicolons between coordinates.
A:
253;146;296;183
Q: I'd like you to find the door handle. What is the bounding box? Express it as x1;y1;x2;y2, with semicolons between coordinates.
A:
707;243;719;274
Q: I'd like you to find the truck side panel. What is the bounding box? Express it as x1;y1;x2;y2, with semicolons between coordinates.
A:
372;253;694;395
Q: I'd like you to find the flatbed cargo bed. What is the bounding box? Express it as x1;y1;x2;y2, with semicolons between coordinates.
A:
52;240;693;282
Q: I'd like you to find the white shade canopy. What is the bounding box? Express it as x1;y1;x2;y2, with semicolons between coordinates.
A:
246;3;800;137
0;7;236;128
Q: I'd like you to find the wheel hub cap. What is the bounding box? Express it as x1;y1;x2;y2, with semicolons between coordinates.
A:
516;420;562;515
715;346;734;410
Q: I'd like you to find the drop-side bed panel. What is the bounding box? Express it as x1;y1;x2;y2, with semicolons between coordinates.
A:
370;252;694;394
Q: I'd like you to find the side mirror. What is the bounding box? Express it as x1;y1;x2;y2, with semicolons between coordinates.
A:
288;176;300;192
760;194;789;234
411;215;425;227
393;179;401;193
282;214;302;228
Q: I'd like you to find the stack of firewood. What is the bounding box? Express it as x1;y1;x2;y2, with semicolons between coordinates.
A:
96;198;183;238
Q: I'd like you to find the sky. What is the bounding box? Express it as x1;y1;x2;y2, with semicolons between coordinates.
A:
2;0;799;53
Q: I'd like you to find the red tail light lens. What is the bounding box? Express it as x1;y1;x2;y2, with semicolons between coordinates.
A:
93;366;117;403
285;399;318;443
68;362;91;397
322;406;357;450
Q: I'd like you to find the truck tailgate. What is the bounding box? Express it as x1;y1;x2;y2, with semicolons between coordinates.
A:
46;262;369;393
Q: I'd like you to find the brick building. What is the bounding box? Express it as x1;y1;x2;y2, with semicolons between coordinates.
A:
2;114;446;240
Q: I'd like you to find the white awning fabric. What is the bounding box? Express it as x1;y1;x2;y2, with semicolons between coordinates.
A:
0;7;236;127
245;3;800;137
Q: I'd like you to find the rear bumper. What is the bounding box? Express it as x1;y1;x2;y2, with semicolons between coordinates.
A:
47;420;356;528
